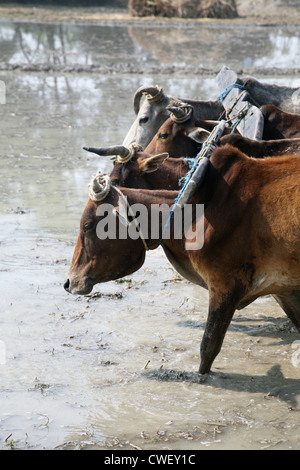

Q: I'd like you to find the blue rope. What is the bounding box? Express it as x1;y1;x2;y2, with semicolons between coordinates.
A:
159;157;199;246
217;83;245;102
230;103;250;134
230;119;240;134
158;122;225;246
178;158;198;187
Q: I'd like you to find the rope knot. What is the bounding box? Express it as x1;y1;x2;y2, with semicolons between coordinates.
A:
145;86;164;104
217;83;245;102
88;172;111;201
167;101;193;123
116;143;143;164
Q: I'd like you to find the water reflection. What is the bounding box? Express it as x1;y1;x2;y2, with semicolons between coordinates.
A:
1;21;300;448
1;70;300;238
0;71;225;238
0;21;299;72
254;30;300;69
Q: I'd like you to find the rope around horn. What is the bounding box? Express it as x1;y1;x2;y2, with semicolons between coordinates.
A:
169;103;193;123
116;143;143;164
145;86;164;104
87;173;149;251
88;172;111;202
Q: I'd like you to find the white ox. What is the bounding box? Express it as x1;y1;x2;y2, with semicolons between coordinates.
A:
123;77;300;149
122;85;224;149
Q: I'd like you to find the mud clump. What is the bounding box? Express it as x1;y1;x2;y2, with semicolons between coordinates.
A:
129;0;238;18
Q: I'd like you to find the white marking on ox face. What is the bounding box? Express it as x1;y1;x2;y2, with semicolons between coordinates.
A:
122;94;171;149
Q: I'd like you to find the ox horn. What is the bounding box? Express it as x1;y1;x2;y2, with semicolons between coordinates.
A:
133;85;165;115
83;144;143;164
83;145;130;158
167;102;193;123
88;172;111;202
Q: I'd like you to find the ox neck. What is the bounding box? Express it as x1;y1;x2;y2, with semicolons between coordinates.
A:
112;185;150;252
117;186;191;252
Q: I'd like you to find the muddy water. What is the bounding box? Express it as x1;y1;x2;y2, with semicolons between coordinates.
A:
1;20;300;75
0;20;300;450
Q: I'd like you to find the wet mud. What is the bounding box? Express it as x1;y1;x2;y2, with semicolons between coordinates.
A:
0;9;300;450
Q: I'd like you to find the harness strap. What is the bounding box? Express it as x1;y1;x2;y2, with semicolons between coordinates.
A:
158;120;227;246
229;102;251;134
217;83;245;102
159;163;195;246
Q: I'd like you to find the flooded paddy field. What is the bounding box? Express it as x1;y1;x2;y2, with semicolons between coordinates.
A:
0;14;300;450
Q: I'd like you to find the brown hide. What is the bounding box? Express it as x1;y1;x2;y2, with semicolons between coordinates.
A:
219;134;300;158
66;146;300;374
261;104;300;140
145;116;234;158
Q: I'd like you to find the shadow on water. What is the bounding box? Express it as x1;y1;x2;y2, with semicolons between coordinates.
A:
143;365;300;408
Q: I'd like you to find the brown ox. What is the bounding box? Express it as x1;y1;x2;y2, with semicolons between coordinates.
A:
142;103;300;160
83;130;300;196
65;146;300;374
192;131;300;158
83;144;190;190
144;104;236;158
261;104;300;140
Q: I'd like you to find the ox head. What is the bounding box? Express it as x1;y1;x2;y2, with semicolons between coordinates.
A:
64;173;149;295
150;102;237;152
122;85;173;149
83;143;169;189
144;101;203;158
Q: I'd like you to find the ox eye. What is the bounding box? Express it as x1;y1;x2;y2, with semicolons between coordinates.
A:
159;133;168;140
139;117;148;125
83;221;94;232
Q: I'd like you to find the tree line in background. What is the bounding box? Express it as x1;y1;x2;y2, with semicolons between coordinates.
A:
129;0;238;18
0;0;239;18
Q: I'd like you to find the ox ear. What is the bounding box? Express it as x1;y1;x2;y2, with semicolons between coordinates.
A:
188;128;210;144
138;153;169;173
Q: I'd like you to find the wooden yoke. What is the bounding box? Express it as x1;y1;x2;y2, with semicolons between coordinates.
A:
217;66;264;140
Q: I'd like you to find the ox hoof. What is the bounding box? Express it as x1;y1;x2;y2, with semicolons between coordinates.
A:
198;372;209;383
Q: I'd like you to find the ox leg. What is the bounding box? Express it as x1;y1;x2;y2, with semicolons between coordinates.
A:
199;292;237;374
273;290;300;332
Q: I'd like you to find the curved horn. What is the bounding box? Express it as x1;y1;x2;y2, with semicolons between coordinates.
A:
88;172;111;202
133;85;165;115
92;178;101;193
167;102;193;123
83;143;143;164
83;145;131;159
166;105;186;121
